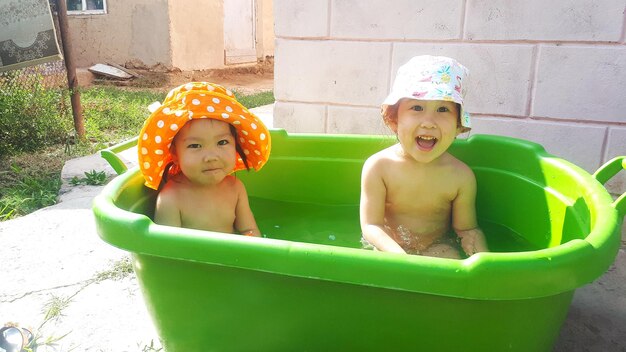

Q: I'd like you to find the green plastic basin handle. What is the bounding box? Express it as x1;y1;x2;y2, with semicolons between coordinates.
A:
99;136;139;175
593;156;626;217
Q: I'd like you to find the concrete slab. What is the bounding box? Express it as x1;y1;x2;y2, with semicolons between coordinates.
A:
554;250;626;351
0;185;161;351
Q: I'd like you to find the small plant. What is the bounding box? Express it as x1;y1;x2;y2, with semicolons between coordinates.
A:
15;295;74;352
94;256;134;282
0;202;15;220
140;339;164;352
69;170;107;186
84;170;107;185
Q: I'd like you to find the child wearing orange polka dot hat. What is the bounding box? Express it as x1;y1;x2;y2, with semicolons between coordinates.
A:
138;82;271;236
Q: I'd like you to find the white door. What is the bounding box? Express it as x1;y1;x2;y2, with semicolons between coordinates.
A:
224;0;257;65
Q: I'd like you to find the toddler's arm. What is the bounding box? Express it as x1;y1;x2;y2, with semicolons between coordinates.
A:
456;228;488;256
154;188;182;227
234;179;261;237
360;157;406;254
452;164;488;256
362;224;406;254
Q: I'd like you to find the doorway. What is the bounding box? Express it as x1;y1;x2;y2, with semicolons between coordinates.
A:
224;0;257;65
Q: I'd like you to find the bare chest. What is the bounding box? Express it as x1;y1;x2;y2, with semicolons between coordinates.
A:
177;187;239;233
384;172;457;215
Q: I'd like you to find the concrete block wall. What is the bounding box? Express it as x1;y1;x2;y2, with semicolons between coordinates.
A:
273;0;626;198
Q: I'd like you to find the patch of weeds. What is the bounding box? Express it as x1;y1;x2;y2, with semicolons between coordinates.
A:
69;170;108;186
139;339;164;351
41;295;72;323
0;71;72;159
0;203;15;221
15;294;75;352
3;257;137;351
0;163;61;220
94;256;134;282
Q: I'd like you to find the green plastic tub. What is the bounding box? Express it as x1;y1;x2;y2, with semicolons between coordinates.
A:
93;130;624;352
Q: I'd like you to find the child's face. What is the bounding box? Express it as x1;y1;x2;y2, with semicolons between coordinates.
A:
390;98;460;163
172;119;237;186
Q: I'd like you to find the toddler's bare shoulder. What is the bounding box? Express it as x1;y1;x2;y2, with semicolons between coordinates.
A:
447;156;475;179
158;181;179;196
225;175;247;192
155;183;180;206
365;146;398;165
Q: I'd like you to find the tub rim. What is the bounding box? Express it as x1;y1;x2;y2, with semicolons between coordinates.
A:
93;133;622;300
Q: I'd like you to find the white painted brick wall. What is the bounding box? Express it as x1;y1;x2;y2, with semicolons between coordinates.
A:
470;117;606;173
275;39;391;106
327;106;388;135
274;0;329;38
465;0;625;41
331;0;463;40
605;127;626;196
273;101;326;133
533;45;626;123
273;0;626;195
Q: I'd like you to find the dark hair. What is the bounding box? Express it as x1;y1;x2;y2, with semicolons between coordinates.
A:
229;124;250;170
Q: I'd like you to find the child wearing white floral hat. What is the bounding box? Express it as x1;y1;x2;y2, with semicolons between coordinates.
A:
360;56;488;258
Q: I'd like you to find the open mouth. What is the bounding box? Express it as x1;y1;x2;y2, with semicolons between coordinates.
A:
416;135;437;151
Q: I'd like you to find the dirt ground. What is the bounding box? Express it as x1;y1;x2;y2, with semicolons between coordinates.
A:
88;58;274;95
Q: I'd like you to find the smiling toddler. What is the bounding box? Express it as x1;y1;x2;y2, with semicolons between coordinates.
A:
360;56;488;258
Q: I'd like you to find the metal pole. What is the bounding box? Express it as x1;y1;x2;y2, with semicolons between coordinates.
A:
55;0;85;139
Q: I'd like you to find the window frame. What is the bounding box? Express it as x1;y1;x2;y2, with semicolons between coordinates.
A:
66;0;107;15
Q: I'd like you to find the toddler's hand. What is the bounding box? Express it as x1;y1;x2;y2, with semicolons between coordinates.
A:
395;225;422;254
241;230;261;237
457;228;488;256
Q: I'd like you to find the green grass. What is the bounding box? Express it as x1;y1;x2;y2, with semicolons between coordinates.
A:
0;152;65;220
235;90;274;110
80;87;166;144
0;74;72;158
0;85;274;220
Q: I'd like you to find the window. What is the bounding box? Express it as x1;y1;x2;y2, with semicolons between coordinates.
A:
66;0;106;14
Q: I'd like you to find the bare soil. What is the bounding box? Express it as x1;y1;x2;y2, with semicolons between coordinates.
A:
92;58;274;95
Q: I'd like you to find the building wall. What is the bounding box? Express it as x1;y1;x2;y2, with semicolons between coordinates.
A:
169;0;223;70
67;0;171;67
273;0;626;196
67;0;274;70
258;0;274;58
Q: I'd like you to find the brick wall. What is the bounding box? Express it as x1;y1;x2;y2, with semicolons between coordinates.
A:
273;0;626;197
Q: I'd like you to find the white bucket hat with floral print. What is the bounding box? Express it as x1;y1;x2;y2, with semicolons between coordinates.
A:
383;55;471;132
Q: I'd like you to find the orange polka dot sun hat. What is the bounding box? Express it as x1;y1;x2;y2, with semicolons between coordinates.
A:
138;82;271;190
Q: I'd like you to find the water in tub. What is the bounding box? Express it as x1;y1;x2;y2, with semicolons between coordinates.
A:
250;197;540;256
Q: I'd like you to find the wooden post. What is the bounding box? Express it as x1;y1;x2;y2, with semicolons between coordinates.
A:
55;0;85;139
